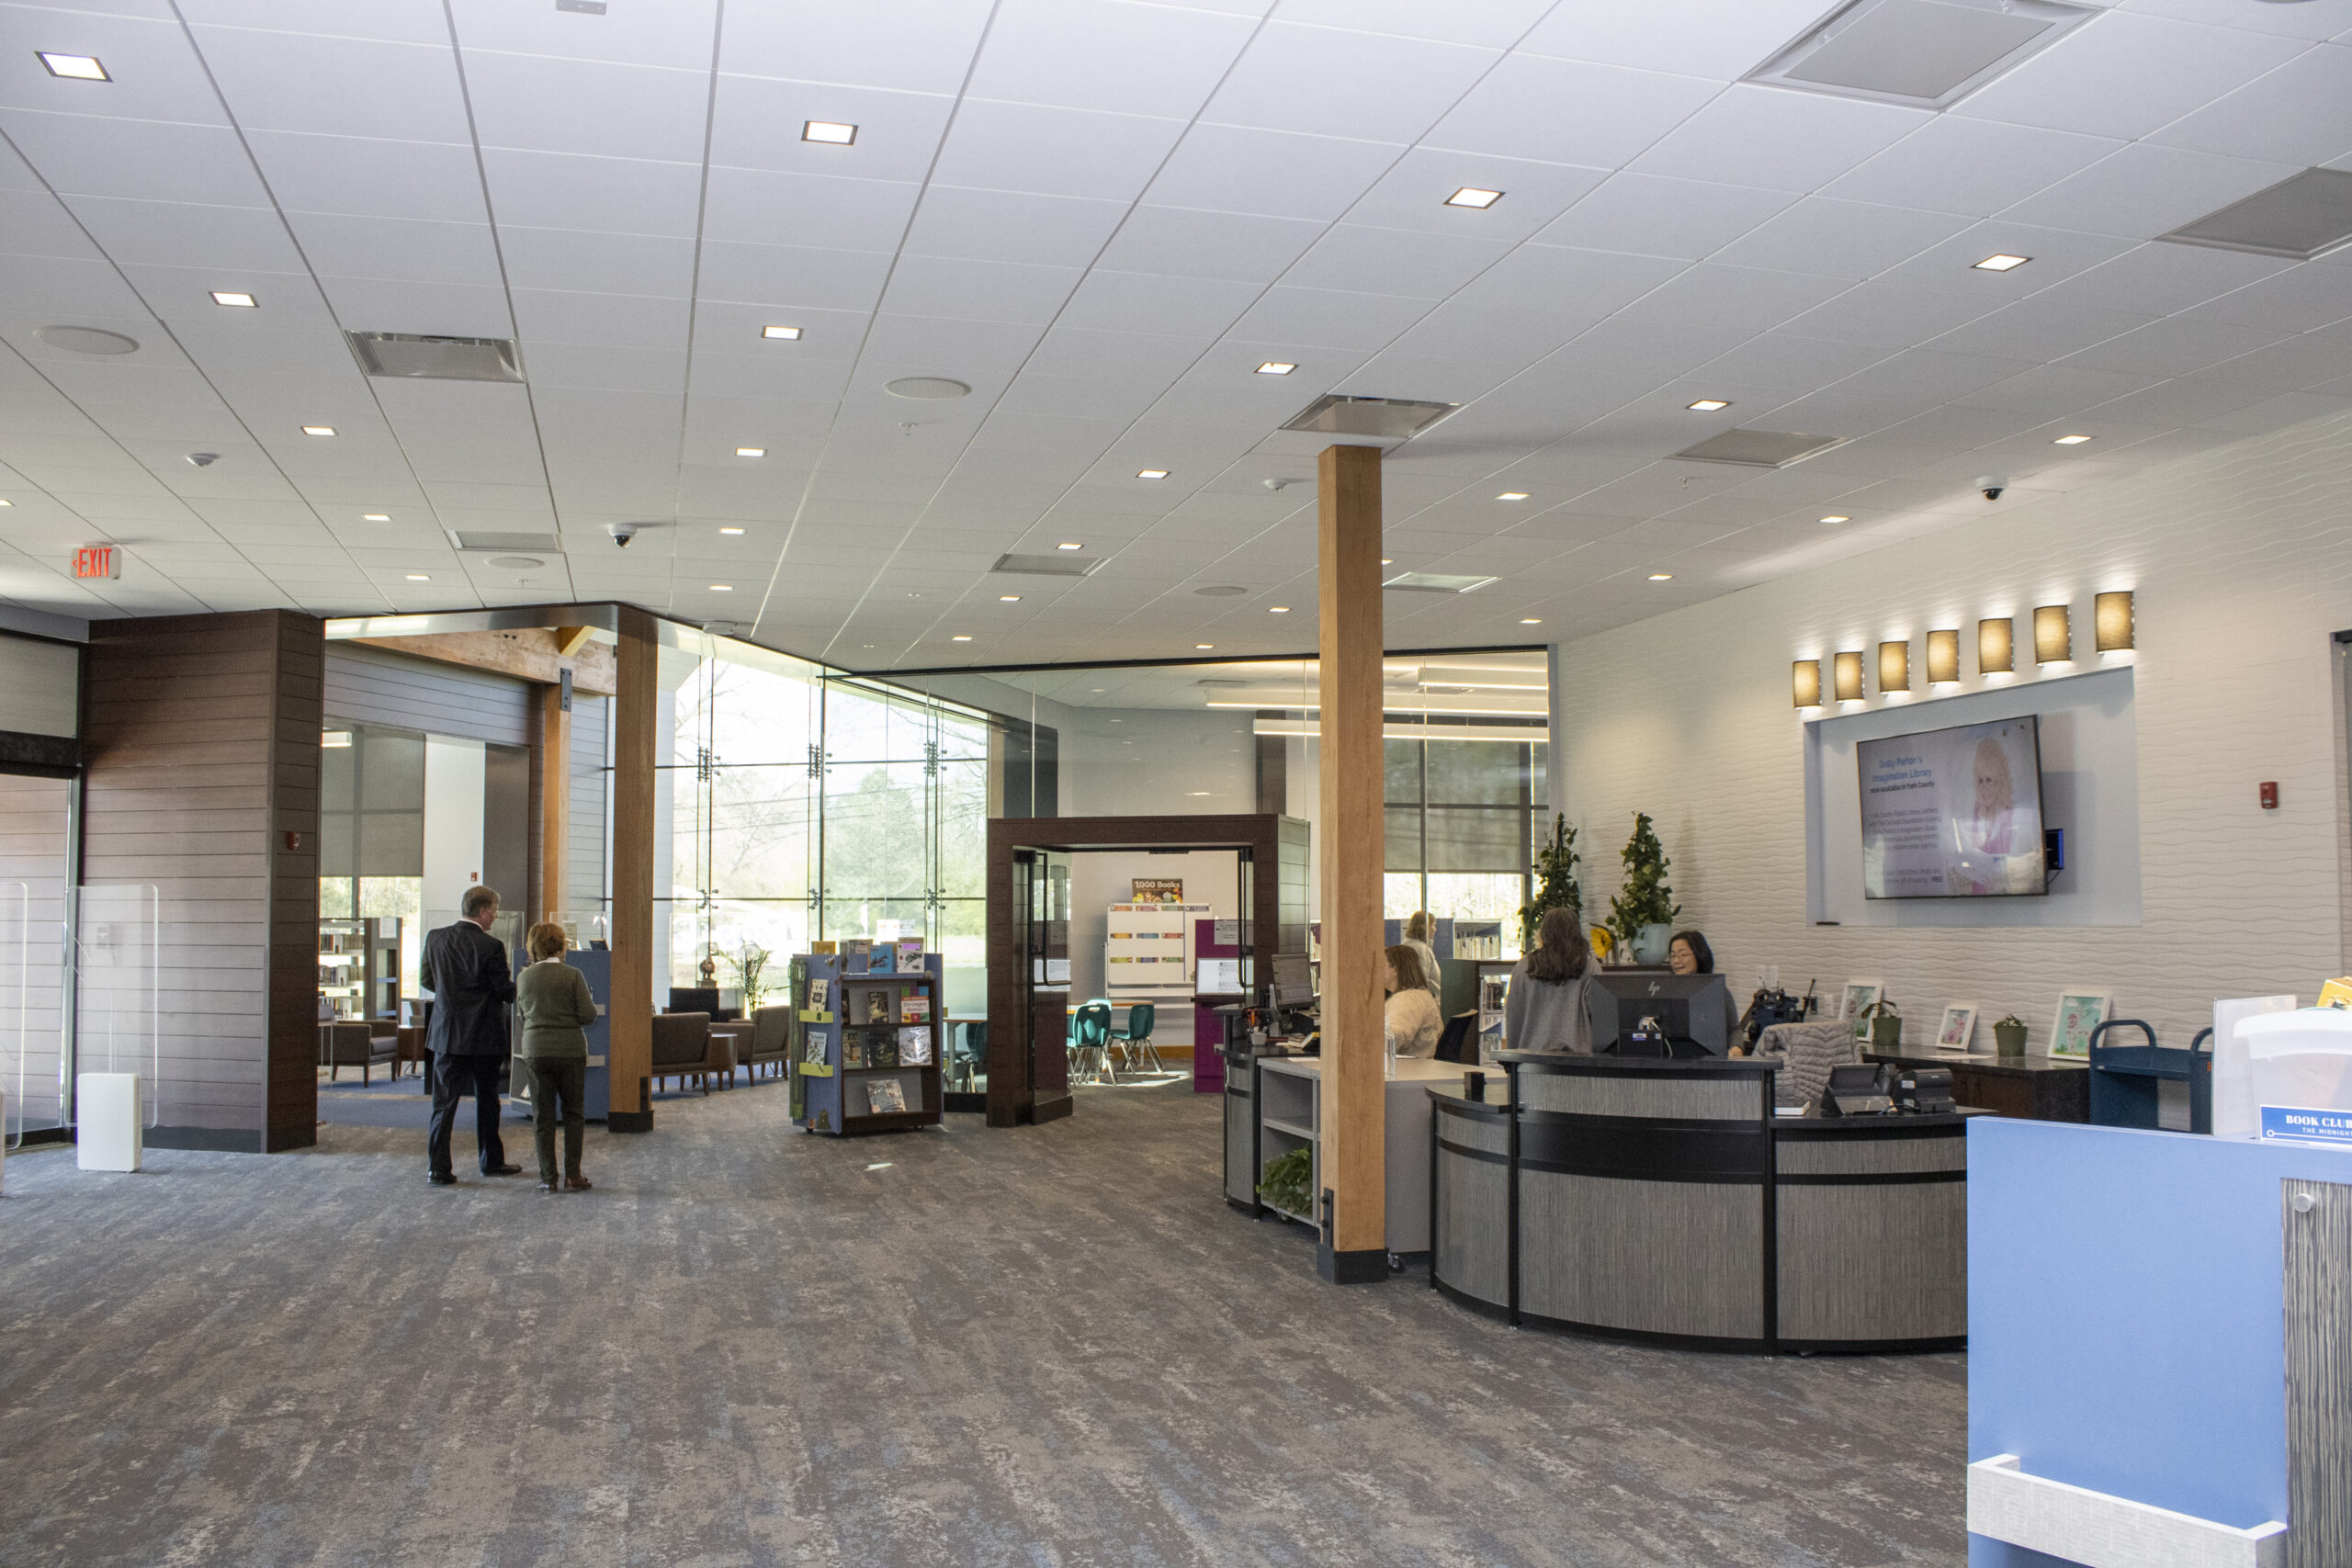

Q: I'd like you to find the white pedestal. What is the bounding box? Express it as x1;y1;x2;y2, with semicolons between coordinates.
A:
76;1072;142;1172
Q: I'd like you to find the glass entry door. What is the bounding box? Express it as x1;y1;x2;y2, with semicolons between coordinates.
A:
1010;850;1070;1115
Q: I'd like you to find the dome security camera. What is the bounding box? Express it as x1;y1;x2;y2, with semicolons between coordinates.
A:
607;522;637;547
1975;476;2007;502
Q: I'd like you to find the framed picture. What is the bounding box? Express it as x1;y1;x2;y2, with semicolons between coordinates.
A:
2049;989;2115;1057
1839;979;1883;1037
1935;1002;1980;1053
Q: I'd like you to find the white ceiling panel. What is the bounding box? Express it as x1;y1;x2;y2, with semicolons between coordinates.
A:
288;211;503;288
312;276;512;336
0;10;231;125
1227;286;1428;353
1054;269;1261;337
1090;206;1324;284
192;28;469;141
460;51;710;163
1612;264;1852;336
2000;142;2302;241
707;76;954;184
447;0;715;71
2147;40;2352;166
64;195;301;272
1630;85;1928;193
899;186;1126;267
2062;315;2292;378
930;101;1186;203
243;130;489;224
1517;0;1827;81
693;242;891;312
1340;148;1609;243
716;1;996;96
0;185;104;259
1958;10;2306;140
498;225;695;298
1709;198;1975;281
1533;172;1798;261
2036;241;2290;318
1280;224;1512;300
1826;114;2120;218
0;113;269;205
1424;54;1718;169
701;168;921;254
1204;21;1498;144
1144;124;1401;222
966;0;1252;117
2119;0;2352;41
481;151;704;240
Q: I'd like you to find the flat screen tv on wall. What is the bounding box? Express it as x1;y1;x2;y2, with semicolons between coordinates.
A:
1857;715;2046;899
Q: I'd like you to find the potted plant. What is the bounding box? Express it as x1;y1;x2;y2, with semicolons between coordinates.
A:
725;941;774;1011
1992;1013;2028;1058
1608;811;1680;966
1865;997;1902;1050
1519;815;1582;953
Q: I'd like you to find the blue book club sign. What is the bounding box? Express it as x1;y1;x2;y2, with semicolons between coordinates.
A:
2260;1105;2352;1145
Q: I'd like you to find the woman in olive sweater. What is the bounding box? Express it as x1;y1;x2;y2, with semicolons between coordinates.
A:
517;921;599;1192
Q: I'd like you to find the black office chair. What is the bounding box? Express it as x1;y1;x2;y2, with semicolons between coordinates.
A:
1434;1010;1477;1064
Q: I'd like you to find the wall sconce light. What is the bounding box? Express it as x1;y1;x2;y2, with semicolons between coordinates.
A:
2095;590;2134;652
2035;604;2072;663
1792;660;1821;708
1979;617;2013;674
1877;639;1910;693
1834;650;1864;702
1926;629;1959;683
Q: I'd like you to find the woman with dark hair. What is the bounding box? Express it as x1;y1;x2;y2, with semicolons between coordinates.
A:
1669;929;1747;1055
1384;944;1442;1060
1501;906;1601;1056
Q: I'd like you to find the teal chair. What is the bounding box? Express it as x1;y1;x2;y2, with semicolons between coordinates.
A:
1110;1002;1161;1075
1069;1001;1114;1085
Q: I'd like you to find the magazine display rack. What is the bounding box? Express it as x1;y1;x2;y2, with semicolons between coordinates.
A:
794;942;944;1136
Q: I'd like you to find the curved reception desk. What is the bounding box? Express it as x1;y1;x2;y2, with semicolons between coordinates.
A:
1430;1053;1968;1354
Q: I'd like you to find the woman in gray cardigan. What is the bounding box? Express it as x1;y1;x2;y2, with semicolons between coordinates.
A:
517;921;600;1192
1500;907;1602;1058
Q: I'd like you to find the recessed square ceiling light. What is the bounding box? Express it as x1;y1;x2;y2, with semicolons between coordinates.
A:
735;446;764;457
1136;468;1168;479
2052;434;2092;445
1687;399;1731;412
1057;541;1082;550
362;513;390;521
761;324;802;340
0;500;12;506
301;425;335;436
952;634;972;641
1196;643;1214;649
405;573;430;581
1445;187;1503;209
38;52;107;81
709;584;732;592
1269;605;1289;613
1255;361;1296;376
1973;254;2030;272
999;594;1021;602
1521;617;1543;625
1496;491;1530;501
719;525;745;534
1819;514;1850;524
1648;573;1674;581
803;120;857;144
1380;558;1392;564
210;290;256;308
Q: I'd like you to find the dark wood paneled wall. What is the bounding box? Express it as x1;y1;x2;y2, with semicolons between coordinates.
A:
85;611;323;1152
322;642;531;747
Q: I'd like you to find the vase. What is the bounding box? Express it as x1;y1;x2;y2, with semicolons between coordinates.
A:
1631;923;1673;965
1993;1021;2027;1058
1871;1014;1903;1050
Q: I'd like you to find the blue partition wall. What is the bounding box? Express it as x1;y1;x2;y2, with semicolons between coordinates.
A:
1967;1119;2347;1564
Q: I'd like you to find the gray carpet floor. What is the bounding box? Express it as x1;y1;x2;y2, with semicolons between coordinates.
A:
0;1080;1966;1567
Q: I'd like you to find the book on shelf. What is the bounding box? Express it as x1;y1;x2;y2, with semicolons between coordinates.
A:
865;1079;907;1115
861;990;891;1025
842;1034;867;1069
842;938;872;975
899;994;930;1023
895;939;924;974
898;1026;932;1066
804;976;828;1011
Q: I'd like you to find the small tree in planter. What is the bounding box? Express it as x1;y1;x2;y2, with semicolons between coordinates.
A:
1519;815;1582;953
725;942;774;1011
1607;811;1680;963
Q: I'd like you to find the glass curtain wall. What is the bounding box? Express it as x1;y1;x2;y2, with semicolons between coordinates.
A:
1383;736;1548;961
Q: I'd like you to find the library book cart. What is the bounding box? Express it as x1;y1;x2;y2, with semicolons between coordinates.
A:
792;949;945;1136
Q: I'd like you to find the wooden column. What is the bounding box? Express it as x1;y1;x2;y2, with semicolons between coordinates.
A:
1315;443;1387;1282
536;681;570;921
607;607;657;1133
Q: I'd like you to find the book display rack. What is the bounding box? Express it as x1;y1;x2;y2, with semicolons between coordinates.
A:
794;940;944;1136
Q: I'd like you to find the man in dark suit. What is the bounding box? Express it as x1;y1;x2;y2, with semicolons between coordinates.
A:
423;884;521;1185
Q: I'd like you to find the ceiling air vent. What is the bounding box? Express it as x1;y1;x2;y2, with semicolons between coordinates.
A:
2159;168;2352;262
1747;0;2096;110
1282;394;1460;441
450;531;564;553
348;332;526;383
1672;428;1845;469
1383;571;1498;594
990;552;1098;578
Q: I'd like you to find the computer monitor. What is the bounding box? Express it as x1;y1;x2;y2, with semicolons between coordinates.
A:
1272;953;1315;1009
1590;973;1731;1057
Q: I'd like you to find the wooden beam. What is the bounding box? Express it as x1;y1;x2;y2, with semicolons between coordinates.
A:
348;626;616;695
607;607;658;1133
536;682;570;922
1316;443;1386;1282
552;625;595;659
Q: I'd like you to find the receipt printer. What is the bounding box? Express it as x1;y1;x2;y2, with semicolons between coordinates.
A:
1891;1066;1956;1115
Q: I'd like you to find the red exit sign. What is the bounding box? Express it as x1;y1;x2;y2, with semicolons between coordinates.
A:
72;545;119;580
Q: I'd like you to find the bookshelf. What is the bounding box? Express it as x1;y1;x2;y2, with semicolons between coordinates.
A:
793;943;944;1136
318;918;401;1021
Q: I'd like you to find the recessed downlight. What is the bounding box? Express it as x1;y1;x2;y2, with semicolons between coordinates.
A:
38;52;107;81
0;500;12;506
1269;606;1290;614
761;324;801;340
1973;254;2030;272
735;446;764;457
1057;541;1082;550
1381;558;1392;565
709;584;732;592
1819;514;1850;524
1496;491;1530;501
719;525;745;534
1255;361;1296;376
952;634;972;641
1196;643;1214;649
1648;573;1674;581
2052;434;2092;445
210;290;256;308
1445;187;1503;209
406;573;430;581
999;594;1021;602
301;425;335;436
1136;468;1168;479
1521;617;1543;625
362;513;390;521
803;120;857;144
1686;399;1731;412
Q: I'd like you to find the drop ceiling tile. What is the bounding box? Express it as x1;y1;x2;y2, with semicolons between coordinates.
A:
1691;331;1893;393
2062;314;2290;376
1516;0;1829;81
931;101;1186;203
1613;263;1851;335
2193;389;2352;434
1448;243;1687;321
2178;265;2352;333
1781;280;2005;348
1022;327;1209;381
0;253;151;316
1146;124;1402;222
1055;269;1261;337
2036;241;2291;317
2149;39;2352;166
0;113;271;205
1425;53;1717;172
1340;148;1608;243
1709;197;1975;280
460;51;711;163
1278;224;1511;300
899;186;1126;267
717;0;994;95
1532;172;1800;260
966;0;1252;116
694;242;893;312
1203;21;1497;143
481;150;705;239
506;288;687;353
445;0;716;69
312;276;514;336
522;343;687;395
241;130;484;226
1091;206;1325;284
288;211;503;287
2195;321;2352;389
1954;362;2160;414
1998;141;2301;241
192;28;471;141
2118;0;2352;41
0;11;231;125
1825;114;2121;217
498;225;695;298
2083;373;2281;425
1959;10;2306;140
707;75;956;184
1630;85;1928;195
1219;285;1427;354
701;168;922;254
63;195;304;272
870;255;1080;327
0;187;103;261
